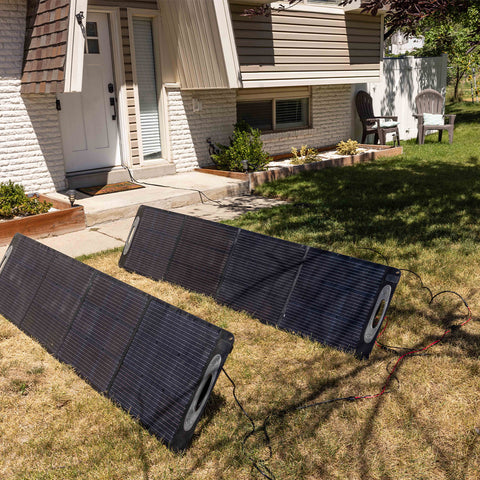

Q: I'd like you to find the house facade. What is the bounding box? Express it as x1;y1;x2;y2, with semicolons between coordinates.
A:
0;0;385;193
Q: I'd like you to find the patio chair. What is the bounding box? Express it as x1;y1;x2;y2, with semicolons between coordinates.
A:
414;89;456;144
355;90;400;146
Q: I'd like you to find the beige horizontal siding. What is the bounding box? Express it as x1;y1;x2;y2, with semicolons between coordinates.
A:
89;0;158;9
237;86;310;101
231;3;381;87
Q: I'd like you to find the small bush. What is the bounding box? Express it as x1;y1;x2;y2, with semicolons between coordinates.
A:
211;122;271;172
0;181;52;220
290;145;319;165
336;139;359;156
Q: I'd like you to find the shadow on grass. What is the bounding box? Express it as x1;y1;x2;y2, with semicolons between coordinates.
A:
446;102;480;125
231;157;480;252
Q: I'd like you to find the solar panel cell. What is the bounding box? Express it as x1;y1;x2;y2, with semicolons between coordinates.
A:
165;216;238;296
110;299;232;449
57;275;149;392
217;230;307;325
120;207;184;280
21;254;94;354
0;235;55;327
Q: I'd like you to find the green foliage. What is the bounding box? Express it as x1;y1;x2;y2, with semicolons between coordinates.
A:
336;139;360;156
0;181;52;219
416;6;480;101
212;123;271;172
290;145;319;165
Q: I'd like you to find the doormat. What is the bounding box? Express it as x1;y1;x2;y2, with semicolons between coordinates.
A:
77;181;145;196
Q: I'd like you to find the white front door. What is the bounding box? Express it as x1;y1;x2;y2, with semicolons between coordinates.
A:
59;12;121;173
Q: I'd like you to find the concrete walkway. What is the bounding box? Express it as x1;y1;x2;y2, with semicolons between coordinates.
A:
48;171;251;226
0;195;286;259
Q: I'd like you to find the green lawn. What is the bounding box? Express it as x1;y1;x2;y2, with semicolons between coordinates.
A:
0;103;479;480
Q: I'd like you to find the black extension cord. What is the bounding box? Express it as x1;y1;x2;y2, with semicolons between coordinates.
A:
222;255;473;479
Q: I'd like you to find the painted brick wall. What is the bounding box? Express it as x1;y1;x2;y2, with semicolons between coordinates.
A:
166;87;237;171
0;0;66;193
260;85;352;154
166;84;352;170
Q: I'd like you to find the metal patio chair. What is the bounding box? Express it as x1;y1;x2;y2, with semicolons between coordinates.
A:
414;89;456;144
355;90;400;146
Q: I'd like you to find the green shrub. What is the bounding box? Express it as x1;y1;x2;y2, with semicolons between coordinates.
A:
290;145;319;165
336;139;360;156
212;122;271;172
0;181;52;220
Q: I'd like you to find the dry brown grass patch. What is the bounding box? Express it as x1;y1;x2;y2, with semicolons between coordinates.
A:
0;248;479;479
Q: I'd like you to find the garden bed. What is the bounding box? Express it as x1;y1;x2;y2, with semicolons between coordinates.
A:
196;144;403;189
0;195;86;246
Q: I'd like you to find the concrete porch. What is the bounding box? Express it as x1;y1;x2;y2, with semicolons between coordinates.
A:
48;171;250;227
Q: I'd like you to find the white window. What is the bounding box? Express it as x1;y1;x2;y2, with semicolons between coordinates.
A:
237;88;311;132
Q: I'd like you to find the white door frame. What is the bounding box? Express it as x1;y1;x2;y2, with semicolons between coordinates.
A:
87;6;130;169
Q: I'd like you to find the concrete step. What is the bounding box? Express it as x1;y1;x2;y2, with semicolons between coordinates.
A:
66;161;175;189
50;171;250;227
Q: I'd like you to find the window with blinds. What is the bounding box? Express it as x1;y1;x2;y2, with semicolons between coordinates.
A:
276;98;309;130
132;18;162;160
237;94;310;132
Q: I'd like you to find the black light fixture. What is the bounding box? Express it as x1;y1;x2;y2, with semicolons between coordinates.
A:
66;189;76;207
75;11;84;26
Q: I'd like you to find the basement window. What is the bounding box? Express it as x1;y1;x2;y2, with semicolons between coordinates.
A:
237;97;310;132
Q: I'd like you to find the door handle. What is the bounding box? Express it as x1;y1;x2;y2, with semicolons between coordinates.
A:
110;97;117;121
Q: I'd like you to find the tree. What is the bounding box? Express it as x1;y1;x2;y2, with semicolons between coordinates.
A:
415;6;480;101
340;0;477;39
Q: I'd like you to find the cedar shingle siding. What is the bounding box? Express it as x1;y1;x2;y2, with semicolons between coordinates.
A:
21;0;70;94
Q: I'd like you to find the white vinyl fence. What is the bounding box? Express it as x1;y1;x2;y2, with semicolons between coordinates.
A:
352;55;448;142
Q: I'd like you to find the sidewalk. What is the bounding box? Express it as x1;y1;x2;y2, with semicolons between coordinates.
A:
48;171;251;227
0;195;286;259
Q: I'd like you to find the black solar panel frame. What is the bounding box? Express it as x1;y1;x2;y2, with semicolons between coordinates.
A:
0;234;234;451
119;207;401;358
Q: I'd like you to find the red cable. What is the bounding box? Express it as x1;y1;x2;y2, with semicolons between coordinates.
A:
359;306;473;401
374;316;389;348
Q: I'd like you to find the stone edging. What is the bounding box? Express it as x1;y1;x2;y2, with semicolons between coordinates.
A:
196;144;403;190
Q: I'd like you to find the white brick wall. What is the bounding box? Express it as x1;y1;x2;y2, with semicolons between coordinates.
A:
260;85;352;154
166;84;352;170
0;0;66;193
166;87;237;171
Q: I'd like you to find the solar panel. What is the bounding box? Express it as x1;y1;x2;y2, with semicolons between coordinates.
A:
217;230;307;325
119;207;401;358
165;216;238;296
279;248;400;357
0;234;234;450
120;206;184;281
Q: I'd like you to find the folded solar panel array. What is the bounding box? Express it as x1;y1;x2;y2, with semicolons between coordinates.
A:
0;234;234;451
120;206;401;358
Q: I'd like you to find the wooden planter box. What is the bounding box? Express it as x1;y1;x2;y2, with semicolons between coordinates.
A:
0;195;86;246
196;144;403;190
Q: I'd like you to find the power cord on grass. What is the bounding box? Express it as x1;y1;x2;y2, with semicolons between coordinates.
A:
223;254;474;478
